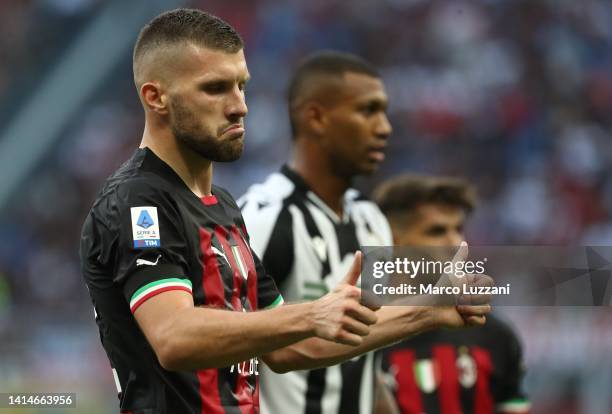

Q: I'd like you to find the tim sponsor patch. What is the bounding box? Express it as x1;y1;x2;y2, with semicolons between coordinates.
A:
130;206;161;248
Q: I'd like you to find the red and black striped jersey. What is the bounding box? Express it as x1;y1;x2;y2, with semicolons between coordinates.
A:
378;315;530;414
80;147;283;414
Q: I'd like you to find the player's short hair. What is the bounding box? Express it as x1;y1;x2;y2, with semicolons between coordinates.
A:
288;51;380;137
133;8;243;86
374;174;477;224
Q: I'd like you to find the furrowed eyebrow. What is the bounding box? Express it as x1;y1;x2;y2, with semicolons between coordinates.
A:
198;75;250;87
358;98;388;111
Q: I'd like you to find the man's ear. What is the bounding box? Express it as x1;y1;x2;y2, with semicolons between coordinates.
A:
140;82;169;115
304;101;327;136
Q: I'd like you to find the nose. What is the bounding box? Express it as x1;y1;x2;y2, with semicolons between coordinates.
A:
375;113;392;139
226;85;248;120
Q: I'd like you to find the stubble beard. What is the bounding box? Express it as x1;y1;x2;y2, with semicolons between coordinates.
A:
170;98;244;162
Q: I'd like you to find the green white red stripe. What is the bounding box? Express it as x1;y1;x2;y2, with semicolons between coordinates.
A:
497;399;531;413
414;359;439;393
265;295;284;309
130;278;192;313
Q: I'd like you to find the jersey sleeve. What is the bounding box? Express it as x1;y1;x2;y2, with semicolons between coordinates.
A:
91;180;192;313
496;330;531;413
253;250;284;309
240;194;295;288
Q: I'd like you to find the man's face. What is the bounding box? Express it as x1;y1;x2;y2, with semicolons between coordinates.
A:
395;203;466;247
320;72;392;178
165;45;249;162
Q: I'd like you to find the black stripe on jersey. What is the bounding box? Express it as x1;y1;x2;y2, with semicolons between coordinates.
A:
461;354;475;414
305;368;327;414
334;220;360;260
212;231;236;310
338;357;367;413
280;166;332;280
290;196;331;279
261;206;294;287
218;366;241;413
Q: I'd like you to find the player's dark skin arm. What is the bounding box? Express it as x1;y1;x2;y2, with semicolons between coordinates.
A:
262;243;491;372
134;252;378;371
263;303;489;372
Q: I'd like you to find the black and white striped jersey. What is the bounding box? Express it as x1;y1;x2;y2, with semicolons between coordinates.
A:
239;165;392;414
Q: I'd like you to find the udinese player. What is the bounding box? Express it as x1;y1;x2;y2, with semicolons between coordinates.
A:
239;52;491;414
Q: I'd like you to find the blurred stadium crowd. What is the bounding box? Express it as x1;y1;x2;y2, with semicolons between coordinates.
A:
0;0;611;412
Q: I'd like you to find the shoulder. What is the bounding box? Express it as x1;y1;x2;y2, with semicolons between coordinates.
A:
212;184;240;209
238;172;298;253
238;171;296;211
89;167;179;229
346;189;384;216
485;314;522;343
344;188;388;227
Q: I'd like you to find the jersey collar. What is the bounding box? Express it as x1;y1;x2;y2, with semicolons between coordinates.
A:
279;164;351;224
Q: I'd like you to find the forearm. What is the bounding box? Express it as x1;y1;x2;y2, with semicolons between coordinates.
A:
159;302;314;370
266;305;437;371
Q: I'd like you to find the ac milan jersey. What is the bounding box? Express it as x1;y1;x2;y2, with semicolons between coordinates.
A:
379;315;530;414
80;147;283;414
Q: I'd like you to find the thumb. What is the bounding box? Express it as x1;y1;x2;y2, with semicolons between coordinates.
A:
452;241;469;265
446;241;468;289
342;251;362;286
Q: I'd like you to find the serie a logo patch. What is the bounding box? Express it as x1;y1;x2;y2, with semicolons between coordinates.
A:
130;206;161;248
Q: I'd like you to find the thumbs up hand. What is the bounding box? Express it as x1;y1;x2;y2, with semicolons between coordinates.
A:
434;242;492;327
308;252;378;346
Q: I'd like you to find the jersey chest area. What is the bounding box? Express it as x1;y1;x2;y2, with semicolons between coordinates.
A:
285;202;387;301
179;198;258;312
382;324;514;408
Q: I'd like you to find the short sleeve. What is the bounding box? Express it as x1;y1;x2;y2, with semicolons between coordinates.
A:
253;246;284;309
87;181;193;313
496;331;531;413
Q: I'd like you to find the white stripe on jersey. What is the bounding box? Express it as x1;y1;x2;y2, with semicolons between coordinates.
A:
239;168;392;414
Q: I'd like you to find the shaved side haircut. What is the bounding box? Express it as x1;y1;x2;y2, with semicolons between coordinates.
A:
288;51;380;137
133;8;243;88
374;174;477;228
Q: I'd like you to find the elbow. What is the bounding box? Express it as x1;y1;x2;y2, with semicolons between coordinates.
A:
262;351;294;374
265;359;293;374
158;353;183;372
156;338;187;372
153;331;195;372
263;342;321;374
154;333;220;371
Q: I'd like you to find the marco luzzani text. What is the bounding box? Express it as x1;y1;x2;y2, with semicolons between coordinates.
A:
370;257;511;296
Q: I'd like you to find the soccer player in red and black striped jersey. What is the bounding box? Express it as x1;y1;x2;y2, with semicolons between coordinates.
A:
373;175;530;414
79;9;383;413
80;9;491;414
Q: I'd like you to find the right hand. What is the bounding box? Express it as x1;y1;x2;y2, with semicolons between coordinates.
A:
309;251;378;346
435;242;492;327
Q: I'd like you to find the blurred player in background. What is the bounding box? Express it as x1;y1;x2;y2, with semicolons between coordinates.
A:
374;175;530;414
240;51;490;414
80;11;489;414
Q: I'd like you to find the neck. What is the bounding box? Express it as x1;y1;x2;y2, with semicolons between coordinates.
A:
140;121;213;197
290;138;351;217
